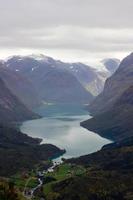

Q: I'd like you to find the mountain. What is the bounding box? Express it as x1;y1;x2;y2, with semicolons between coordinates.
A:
4;55;95;103
101;58;120;74
0;63;41;109
81;85;133;141
0;58;65;177
53;61;108;96
33;69;93;104
0;76;38;123
88;53;133;115
81;53;133;141
4;55;111;103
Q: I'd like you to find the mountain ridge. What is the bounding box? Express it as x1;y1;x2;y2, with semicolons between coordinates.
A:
3;54;119;103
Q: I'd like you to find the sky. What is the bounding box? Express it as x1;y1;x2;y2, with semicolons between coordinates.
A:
0;0;133;66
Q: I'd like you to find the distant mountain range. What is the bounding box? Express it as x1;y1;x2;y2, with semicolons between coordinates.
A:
81;52;133;141
1;54;119;105
0;54;119;124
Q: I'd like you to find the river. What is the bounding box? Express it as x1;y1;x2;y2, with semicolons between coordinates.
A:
21;104;111;160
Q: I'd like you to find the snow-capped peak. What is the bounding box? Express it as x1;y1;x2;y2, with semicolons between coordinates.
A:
28;54;50;62
4;54;52;63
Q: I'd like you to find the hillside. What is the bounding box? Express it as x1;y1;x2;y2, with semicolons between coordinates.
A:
41;137;133;200
81;85;133;141
0;77;38;123
38;69;93;103
0;124;65;176
0;63;41;109
0;67;65;177
80;53;133;141
88;53;133;115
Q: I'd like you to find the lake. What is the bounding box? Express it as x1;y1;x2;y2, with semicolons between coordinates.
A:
21;104;111;160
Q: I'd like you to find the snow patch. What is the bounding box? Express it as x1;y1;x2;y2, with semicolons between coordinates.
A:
31;66;39;71
70;65;74;69
29;54;50;62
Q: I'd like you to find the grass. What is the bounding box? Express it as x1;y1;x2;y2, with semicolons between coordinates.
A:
44;183;53;196
46;163;85;181
44;163;86;196
49;164;71;180
11;173;38;189
10;163;86;198
11;174;27;189
26;178;38;188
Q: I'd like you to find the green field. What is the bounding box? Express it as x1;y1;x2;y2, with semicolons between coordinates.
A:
44;163;86;196
11;173;38;190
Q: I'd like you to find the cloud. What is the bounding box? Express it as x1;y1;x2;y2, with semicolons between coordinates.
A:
0;0;132;64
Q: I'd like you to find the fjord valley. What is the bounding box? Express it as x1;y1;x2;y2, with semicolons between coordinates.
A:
0;53;132;200
40;53;133;200
81;52;133;141
0;0;133;199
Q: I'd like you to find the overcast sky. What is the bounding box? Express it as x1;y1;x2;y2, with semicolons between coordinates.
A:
0;0;133;65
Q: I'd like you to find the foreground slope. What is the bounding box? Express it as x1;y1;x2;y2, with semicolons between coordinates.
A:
0;124;65;176
43;137;133;200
